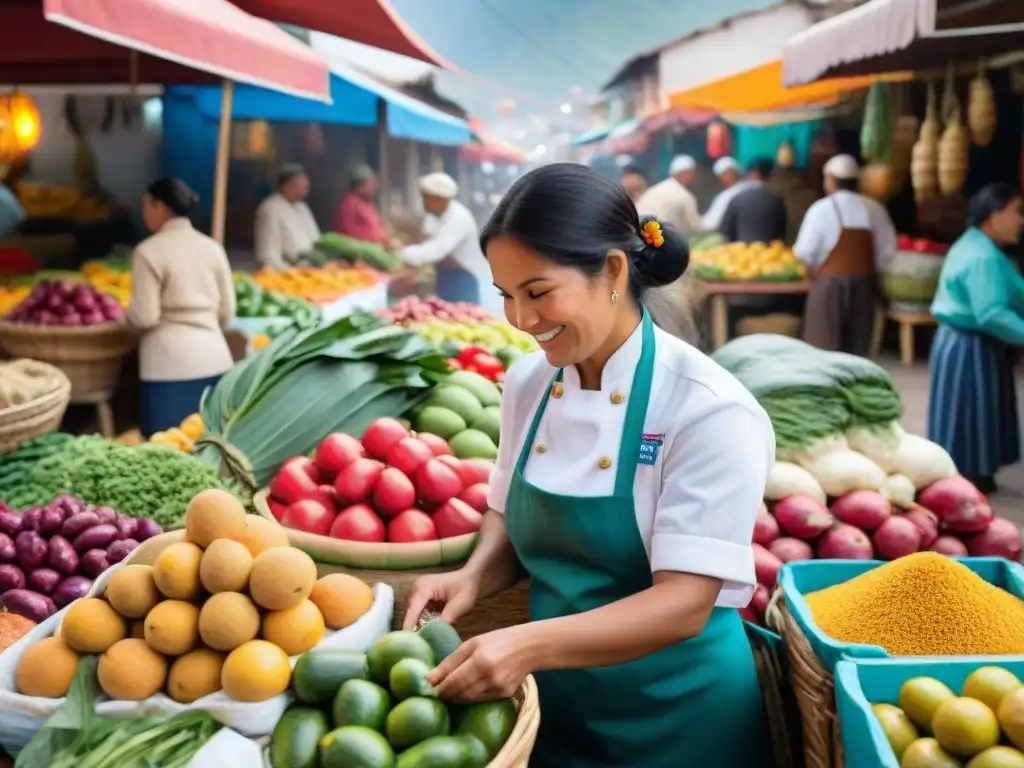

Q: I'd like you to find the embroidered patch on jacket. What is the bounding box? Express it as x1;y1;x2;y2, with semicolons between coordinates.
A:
638;433;665;465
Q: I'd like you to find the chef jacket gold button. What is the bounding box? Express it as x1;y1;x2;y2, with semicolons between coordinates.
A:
598;456;612;469
535;444;548;454
610;392;625;405
551;383;564;399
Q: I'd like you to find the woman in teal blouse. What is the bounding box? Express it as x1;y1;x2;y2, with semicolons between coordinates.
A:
929;183;1024;493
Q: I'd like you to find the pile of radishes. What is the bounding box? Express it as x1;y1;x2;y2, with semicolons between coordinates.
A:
743;476;1021;627
5;280;124;325
0;495;163;622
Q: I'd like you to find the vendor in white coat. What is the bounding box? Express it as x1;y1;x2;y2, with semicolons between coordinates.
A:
401;172;490;306
702;157;754;231
403;162;774;767
635;155;702;236
253;164;321;270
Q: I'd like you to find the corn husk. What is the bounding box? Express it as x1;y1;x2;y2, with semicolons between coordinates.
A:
968;60;997;147
911;81;940;204
938;67;968;196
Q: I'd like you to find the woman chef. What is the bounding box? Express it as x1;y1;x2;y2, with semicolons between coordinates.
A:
404;163;774;767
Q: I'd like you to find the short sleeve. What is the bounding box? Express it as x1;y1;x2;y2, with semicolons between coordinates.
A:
792;203;824;268
485;354;542;513
650;400;774;605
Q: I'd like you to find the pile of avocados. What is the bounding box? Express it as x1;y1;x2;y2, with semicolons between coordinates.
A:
271;619;518;768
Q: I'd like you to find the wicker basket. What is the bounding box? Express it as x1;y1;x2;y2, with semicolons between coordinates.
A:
0;362;71;453
0;321;137;397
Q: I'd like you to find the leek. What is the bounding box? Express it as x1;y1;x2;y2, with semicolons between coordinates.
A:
194;312;449;487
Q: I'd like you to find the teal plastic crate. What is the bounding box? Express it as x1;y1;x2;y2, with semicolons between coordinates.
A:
836;656;1024;768
780;557;1024;671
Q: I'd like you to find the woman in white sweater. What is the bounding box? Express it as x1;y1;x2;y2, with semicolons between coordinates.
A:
126;178;236;437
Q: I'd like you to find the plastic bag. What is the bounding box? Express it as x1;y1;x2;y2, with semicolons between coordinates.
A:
185;727;263;768
0;583;394;756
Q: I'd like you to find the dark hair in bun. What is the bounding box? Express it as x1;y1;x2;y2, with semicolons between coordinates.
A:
147;177;198;217
481;163;689;305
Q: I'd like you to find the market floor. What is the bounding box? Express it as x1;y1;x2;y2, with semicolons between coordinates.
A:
887;356;1024;525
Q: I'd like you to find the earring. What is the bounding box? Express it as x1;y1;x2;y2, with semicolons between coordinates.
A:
611;290;619;305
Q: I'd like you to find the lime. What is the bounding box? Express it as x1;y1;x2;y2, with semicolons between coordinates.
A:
367;631;436;686
389;658;437;701
319;725;394;768
385;696;450;750
332;679;391;731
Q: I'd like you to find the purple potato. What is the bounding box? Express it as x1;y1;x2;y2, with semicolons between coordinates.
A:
54;495;84;518
80;549;110;579
0;564;25;593
1;590;56;622
53;576;92;608
113;516;138;541
106;539;139;564
27;568;61;595
133;518;164;541
72;524;118;553
15;531;47;570
0;533;15;563
19;507;43;532
46;536;80;576
61;511;101;540
37;507;64;536
93;507;118;525
0;509;22;538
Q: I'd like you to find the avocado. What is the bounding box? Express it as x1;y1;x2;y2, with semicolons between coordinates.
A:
446;371;501;407
395;735;486;768
332;680;392;731
427;386;484;424
270;707;330;768
415;406;467;440
448;429;498;461
385;697;451;750
455;700;517;759
417;619;462;664
471;407;500;445
292;649;370;705
319;726;395;768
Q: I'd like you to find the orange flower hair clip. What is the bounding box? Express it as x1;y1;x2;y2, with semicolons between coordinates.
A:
640;220;665;249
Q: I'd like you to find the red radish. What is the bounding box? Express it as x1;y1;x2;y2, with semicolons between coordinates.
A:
458;483;490;513
753;543;783;588
270;459;320;505
773;495;833;540
310;485;339;513
750;583;771;619
871;516;922;560
930;536;969;557
753;504;780;546
433;498;484;539
817;524;874;560
387;437;433;477
281;499;335;536
415;459;463;505
417;433;453;457
967;517;1023;560
334;458;385;506
329;504;386;543
372;468;417;518
769;537;813;563
362;418;409;460
266;497;288;522
388;509;439;543
315;433;364;478
903;508;940;549
284;456;320;483
831;491;892;532
918;476;992;533
456;458;495;488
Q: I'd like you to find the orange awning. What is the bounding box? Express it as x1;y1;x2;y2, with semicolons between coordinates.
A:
668;59;911;114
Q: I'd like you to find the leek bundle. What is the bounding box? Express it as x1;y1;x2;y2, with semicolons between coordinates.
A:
194;312;449;488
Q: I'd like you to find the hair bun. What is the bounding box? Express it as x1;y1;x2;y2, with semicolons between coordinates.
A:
634;215;689;287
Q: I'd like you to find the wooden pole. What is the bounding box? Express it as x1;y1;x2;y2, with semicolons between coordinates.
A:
211;79;234;243
377;99;390;226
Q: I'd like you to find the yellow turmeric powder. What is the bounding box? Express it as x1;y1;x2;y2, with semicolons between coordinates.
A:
805;552;1024;656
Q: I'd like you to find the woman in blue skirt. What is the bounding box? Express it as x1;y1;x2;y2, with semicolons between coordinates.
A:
929;183;1024;494
126;179;236;437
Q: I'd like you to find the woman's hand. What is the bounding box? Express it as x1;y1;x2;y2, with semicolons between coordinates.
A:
428;625;535;703
402;569;481;630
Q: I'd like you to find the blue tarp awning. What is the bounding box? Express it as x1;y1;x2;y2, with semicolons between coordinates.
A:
571;118;642;147
166;60;471;146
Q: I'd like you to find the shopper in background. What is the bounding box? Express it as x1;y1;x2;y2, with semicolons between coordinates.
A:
793;154;896;356
619;165;647;202
928;183;1024;494
401;172;490;306
718;159;788;244
635;155;702;236
335;165;401;249
126;178;235;438
701;156;749;231
253;163;320;270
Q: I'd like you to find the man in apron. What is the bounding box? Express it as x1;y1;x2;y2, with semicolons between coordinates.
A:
794;154;897;355
401;172;490;305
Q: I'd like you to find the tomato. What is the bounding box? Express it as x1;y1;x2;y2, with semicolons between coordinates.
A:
281;499;335;536
330;504;386;542
457;345;489;364
912;238;933;254
463;351;504;380
387;509;438;542
896;235;914;251
493;370;505;383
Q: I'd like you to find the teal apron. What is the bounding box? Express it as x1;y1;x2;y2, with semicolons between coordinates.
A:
504;311;770;767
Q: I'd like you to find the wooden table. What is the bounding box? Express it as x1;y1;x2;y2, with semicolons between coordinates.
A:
699;280;811;350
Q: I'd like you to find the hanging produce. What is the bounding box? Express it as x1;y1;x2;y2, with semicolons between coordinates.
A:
860;82;896;201
889;115;919;196
0;90;42;165
706;122;731;160
938;64;969;196
776;140;796;169
968;60;997;148
911;80;940;204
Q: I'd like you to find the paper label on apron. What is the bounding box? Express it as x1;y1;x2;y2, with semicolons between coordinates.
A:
638;433;664;465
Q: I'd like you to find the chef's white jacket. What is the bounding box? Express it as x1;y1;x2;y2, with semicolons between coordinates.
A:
793;190;897;272
488;322;775;607
253;193;321;270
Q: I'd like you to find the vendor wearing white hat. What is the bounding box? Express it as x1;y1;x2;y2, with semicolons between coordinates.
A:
701;157;752;231
635;155;702;236
793;153;897;356
402;172;490;305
